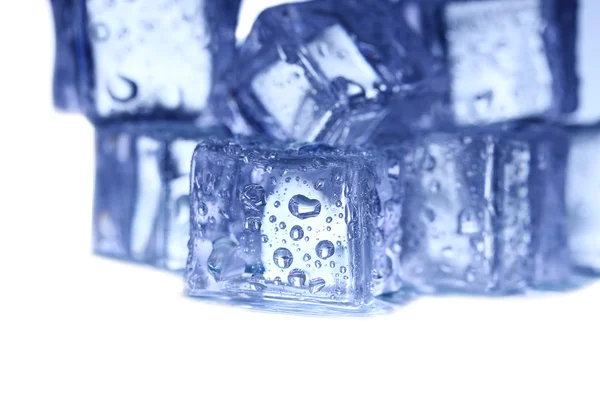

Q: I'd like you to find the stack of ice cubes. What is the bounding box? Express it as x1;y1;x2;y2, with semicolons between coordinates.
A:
50;0;599;313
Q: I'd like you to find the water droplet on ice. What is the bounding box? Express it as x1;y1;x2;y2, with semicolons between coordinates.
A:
316;240;335;259
309;277;326;294
288;269;307;287
290;225;304;241
273;248;293;269
289;195;322;219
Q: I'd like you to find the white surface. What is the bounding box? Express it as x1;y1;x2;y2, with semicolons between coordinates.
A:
0;2;599;400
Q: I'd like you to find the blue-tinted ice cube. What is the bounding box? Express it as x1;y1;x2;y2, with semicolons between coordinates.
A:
93;123;228;269
390;124;570;293
186;140;381;310
50;0;240;121
566;125;600;273
411;0;578;126
229;1;431;145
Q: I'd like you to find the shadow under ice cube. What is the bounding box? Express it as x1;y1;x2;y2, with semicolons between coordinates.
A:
93;123;228;270
50;0;240;120
186;140;379;310
395;125;570;293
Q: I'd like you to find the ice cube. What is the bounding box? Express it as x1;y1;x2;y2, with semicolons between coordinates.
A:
50;0;240;121
566;125;600;273
186;140;381;310
386;124;570;293
412;0;578;126
93;123;229;269
229;1;430;145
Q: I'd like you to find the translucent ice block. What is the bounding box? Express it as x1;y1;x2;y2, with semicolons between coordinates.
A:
229;1;432;145
50;0;240;121
409;0;578;127
93;123;228;269
186;140;381;310
391;124;570;293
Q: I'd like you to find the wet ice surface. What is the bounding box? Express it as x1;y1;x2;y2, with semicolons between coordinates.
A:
390;126;570;294
232;1;428;145
186;141;379;310
93;124;228;270
444;0;553;125
567;126;600;273
80;0;239;120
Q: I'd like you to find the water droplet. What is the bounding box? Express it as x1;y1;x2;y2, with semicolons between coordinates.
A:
269;215;277;223
335;200;343;208
314;179;325;191
274;201;281;208
326;217;333;223
288;269;307;287
441;246;454;259
315;260;322;269
304;236;310;242
458;207;483;235
289;195;322;219
422;153;436;171
303;253;311;262
429;181;441;193
249;274;266;291
241;184;266;211
340;266;347;274
274;277;282;285
290;225;304;241
423;208;436;222
308;278;326;294
198;201;208;216
279;222;286;230
330;261;336;268
107;75;138;102
261;235;269;243
90;22;110;42
273;248;293;269
244;217;261;232
315;240;335;259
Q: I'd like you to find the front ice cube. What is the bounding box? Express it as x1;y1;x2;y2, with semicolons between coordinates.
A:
51;0;240;121
231;1;429;145
416;0;577;126
93;123;228;269
566;125;600;273
396;125;570;293
186;141;379;310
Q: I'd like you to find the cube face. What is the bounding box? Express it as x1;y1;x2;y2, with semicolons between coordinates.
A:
232;2;426;145
397;126;570;293
566;126;600;272
52;0;240;120
406;0;578;127
186;141;377;309
93;124;227;269
445;0;553;125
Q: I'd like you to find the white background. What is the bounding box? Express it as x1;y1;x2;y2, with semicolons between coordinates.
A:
0;1;599;399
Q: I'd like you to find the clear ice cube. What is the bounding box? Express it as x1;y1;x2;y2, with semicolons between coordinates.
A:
186;140;380;310
406;0;578;127
230;1;430;145
51;0;240;120
388;124;570;293
566;125;600;273
93;123;228;269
